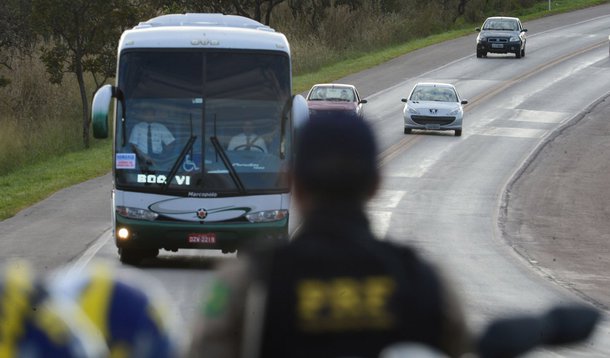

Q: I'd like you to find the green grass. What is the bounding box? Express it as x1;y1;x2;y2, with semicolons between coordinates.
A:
0;0;607;221
0;140;111;220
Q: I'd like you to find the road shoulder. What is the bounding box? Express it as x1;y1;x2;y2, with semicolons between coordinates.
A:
501;95;610;310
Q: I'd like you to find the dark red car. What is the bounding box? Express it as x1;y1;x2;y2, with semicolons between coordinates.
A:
306;83;367;116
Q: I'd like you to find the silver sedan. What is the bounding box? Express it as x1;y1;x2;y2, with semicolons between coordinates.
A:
401;83;467;136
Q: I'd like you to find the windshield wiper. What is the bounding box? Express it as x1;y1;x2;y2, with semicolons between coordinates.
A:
162;135;197;191
210;136;245;193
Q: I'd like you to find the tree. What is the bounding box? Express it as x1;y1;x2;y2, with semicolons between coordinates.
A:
196;0;287;25
31;0;140;147
0;0;35;87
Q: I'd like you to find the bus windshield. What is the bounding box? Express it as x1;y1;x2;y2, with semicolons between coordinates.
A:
115;50;292;196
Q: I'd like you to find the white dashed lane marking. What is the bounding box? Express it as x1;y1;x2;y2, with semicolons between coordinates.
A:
367;190;407;240
507;109;571;124
475;127;547;139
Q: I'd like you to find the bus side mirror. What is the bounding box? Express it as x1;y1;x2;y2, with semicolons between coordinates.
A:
292;94;309;130
91;84;115;139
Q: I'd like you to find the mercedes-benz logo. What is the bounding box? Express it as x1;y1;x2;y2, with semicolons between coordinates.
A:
196;208;208;220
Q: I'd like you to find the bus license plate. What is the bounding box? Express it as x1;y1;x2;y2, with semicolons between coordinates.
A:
188;233;216;244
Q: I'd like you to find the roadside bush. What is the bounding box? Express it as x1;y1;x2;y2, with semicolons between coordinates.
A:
0;56;85;174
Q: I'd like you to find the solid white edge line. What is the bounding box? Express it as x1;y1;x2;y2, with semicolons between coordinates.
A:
65;230;112;277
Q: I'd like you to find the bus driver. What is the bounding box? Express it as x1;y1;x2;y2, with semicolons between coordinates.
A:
129;107;175;155
227;120;268;153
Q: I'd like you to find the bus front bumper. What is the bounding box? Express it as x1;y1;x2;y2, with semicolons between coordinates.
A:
114;214;289;252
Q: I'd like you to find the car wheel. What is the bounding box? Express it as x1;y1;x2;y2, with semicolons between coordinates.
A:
455;129;462;137
404;127;412;134
476;50;483;58
515;49;522;59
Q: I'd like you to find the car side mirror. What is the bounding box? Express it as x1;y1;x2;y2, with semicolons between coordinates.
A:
360;99;368;104
461;100;468;105
401;98;408;103
475;28;481;32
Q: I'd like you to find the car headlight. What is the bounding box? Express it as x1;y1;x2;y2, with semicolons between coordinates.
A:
448;108;461;116
509;36;520;42
116;206;158;221
407;106;419;115
477;35;486;43
245;210;288;223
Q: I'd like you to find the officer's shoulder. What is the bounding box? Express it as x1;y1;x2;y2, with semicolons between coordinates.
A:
375;238;420;259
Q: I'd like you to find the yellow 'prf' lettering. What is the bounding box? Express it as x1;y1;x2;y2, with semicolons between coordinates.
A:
329;278;361;319
297;280;326;322
296;276;396;332
364;276;395;319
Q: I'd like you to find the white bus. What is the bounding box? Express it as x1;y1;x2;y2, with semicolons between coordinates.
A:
91;13;308;264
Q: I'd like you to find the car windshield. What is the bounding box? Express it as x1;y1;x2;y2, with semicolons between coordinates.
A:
483;19;518;31
308;87;356;102
410;86;458;102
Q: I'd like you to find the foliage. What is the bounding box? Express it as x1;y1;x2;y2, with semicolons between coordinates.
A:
30;0;141;148
141;0;287;25
0;0;35;87
0;56;84;174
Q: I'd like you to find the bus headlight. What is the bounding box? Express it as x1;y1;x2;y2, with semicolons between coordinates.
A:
116;206;158;221
245;210;288;223
117;228;130;240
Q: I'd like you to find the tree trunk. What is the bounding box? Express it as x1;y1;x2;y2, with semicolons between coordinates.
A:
457;0;468;15
75;60;90;148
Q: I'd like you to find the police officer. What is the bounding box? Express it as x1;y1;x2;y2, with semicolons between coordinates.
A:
189;111;470;358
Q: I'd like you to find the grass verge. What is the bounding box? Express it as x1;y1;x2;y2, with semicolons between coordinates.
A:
0;140;111;220
0;0;607;221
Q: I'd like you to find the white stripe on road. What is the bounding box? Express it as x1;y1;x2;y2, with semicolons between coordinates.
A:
475;127;547;138
368;211;393;240
508;109;571;124
64;230;112;277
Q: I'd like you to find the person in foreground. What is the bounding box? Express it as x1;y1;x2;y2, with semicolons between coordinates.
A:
189;111;471;358
0;260;108;357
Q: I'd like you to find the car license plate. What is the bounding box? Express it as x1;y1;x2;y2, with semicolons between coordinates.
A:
426;124;440;130
188;233;216;244
491;44;504;48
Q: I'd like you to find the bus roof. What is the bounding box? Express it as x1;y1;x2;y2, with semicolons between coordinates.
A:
119;13;289;53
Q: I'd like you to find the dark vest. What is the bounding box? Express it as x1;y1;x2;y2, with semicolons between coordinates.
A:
252;209;445;358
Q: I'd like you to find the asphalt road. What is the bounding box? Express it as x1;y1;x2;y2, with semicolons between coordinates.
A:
2;4;610;356
502;94;610;311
